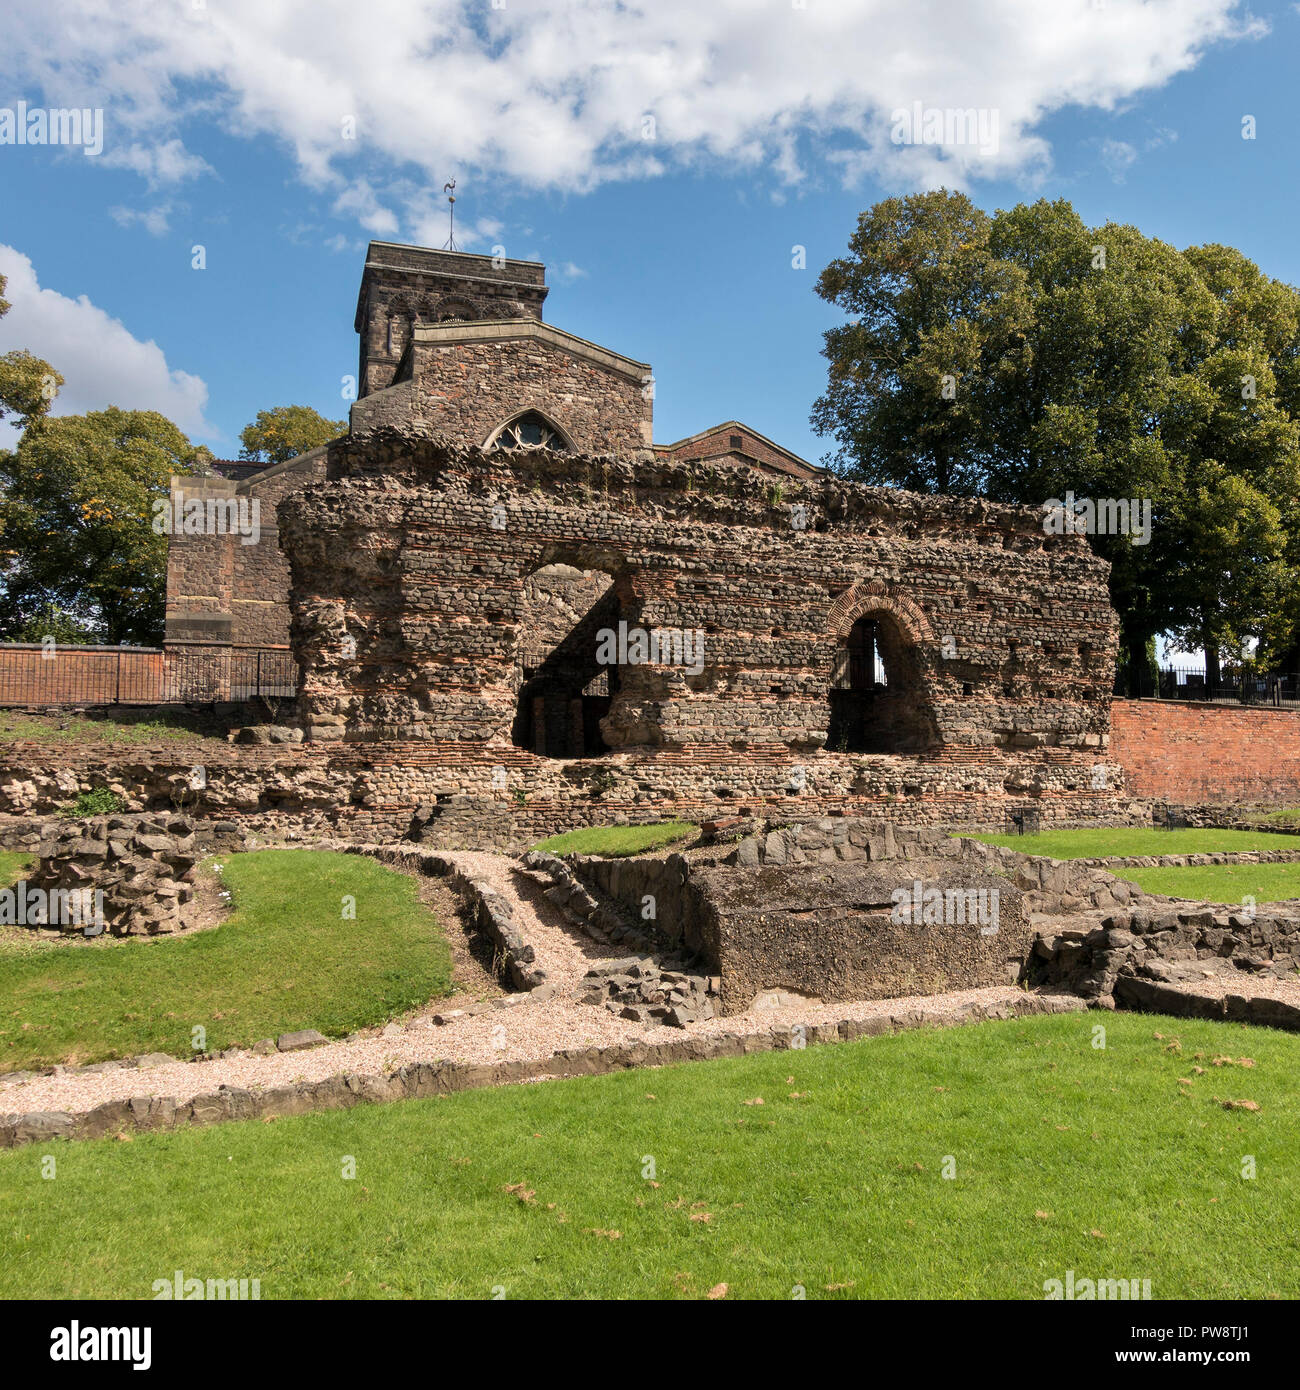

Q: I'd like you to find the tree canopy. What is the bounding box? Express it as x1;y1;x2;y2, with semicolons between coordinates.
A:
0;407;203;644
813;192;1300;677
238;405;345;466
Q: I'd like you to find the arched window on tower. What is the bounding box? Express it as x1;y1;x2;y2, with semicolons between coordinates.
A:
487;411;570;452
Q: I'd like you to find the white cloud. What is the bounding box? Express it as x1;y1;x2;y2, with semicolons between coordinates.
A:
1099;138;1139;181
0;245;213;440
109;203;174;236
101;138;213;189
2;0;1265;230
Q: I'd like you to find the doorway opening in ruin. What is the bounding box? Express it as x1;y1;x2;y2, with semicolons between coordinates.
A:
827;610;937;754
512;562;621;758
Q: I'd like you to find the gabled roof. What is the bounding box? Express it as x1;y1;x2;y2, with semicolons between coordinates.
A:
410;317;651;382
657;421;821;479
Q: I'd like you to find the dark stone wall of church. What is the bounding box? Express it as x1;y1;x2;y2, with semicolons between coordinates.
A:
356;244;548;396
164;449;328;652
276;428;1127;827
350;332;653;454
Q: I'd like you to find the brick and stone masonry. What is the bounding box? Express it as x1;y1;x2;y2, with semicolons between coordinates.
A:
273;422;1128;831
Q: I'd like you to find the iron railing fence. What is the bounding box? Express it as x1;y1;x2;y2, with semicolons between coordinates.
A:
1116;662;1300;708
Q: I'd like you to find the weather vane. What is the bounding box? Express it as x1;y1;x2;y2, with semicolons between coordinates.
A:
442;180;458;251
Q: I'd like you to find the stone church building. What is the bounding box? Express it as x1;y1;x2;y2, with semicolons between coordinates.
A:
163;242;818;660
163;240;1124;836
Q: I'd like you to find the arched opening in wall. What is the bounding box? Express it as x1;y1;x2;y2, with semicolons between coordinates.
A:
827;610;938;754
511;563;621;758
436;297;477;322
486;411;571;453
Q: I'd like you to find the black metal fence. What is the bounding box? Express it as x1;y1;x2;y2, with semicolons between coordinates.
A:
1116;663;1300;708
163;647;297;704
0;643;297;707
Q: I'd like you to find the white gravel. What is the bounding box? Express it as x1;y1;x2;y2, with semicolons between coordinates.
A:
2;850;1073;1118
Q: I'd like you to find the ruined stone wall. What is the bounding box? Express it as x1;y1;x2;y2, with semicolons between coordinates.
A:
274;428;1127;829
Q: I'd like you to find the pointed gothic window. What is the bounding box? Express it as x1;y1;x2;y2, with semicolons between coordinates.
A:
488;412;569;452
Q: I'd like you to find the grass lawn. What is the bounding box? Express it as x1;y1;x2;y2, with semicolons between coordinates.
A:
0;850;453;1072
0;852;33;888
0;1011;1294;1299
1125;861;1300;905
0;711;208;745
532;821;697;857
968;827;1297;859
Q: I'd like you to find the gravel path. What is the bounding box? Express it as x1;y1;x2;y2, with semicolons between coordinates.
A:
1;850;1071;1119
1166;973;1300;1009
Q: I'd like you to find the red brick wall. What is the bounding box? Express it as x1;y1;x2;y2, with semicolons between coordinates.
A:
1112;699;1300;802
0;646;163;705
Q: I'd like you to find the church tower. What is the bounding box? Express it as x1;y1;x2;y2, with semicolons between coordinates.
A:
353;243;549;397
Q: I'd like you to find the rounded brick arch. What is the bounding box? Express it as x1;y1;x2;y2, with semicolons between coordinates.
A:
828;580;934;645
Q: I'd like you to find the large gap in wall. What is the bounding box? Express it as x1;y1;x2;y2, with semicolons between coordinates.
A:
512;563;620;759
827;611;938;754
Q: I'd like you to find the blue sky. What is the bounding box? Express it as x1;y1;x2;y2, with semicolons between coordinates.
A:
1;0;1297;464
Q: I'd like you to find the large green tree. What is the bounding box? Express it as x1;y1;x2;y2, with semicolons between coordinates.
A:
0;407;200;644
238;404;345;466
813;192;1300;680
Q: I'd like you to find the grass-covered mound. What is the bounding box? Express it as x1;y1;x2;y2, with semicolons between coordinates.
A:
0;849;453;1071
1;1011;1294;1299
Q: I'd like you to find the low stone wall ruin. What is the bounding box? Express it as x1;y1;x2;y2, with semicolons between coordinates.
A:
29;815;198;936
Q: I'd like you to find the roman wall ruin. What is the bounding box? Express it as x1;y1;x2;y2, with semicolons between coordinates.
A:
274;423;1127;833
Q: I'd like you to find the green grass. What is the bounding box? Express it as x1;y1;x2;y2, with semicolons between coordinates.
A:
0;711;206;745
968;827;1298;859
0;852;32;887
1125;861;1300;905
0;850;453;1071
0;1011;1294;1299
532;821;697;857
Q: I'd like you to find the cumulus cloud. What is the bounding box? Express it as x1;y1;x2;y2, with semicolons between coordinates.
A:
2;0;1265;230
0;245;213;440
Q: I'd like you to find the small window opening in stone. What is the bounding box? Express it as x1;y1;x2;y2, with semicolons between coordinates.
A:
962;682;973;696
729;434;743;449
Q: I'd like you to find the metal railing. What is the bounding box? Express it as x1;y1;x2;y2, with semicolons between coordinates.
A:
1116;663;1300;708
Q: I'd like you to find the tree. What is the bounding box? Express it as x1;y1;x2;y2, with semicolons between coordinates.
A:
813;192;1300;680
810;190;1032;495
0;407;201;644
15;604;100;645
0;273;63;424
238;405;345;466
